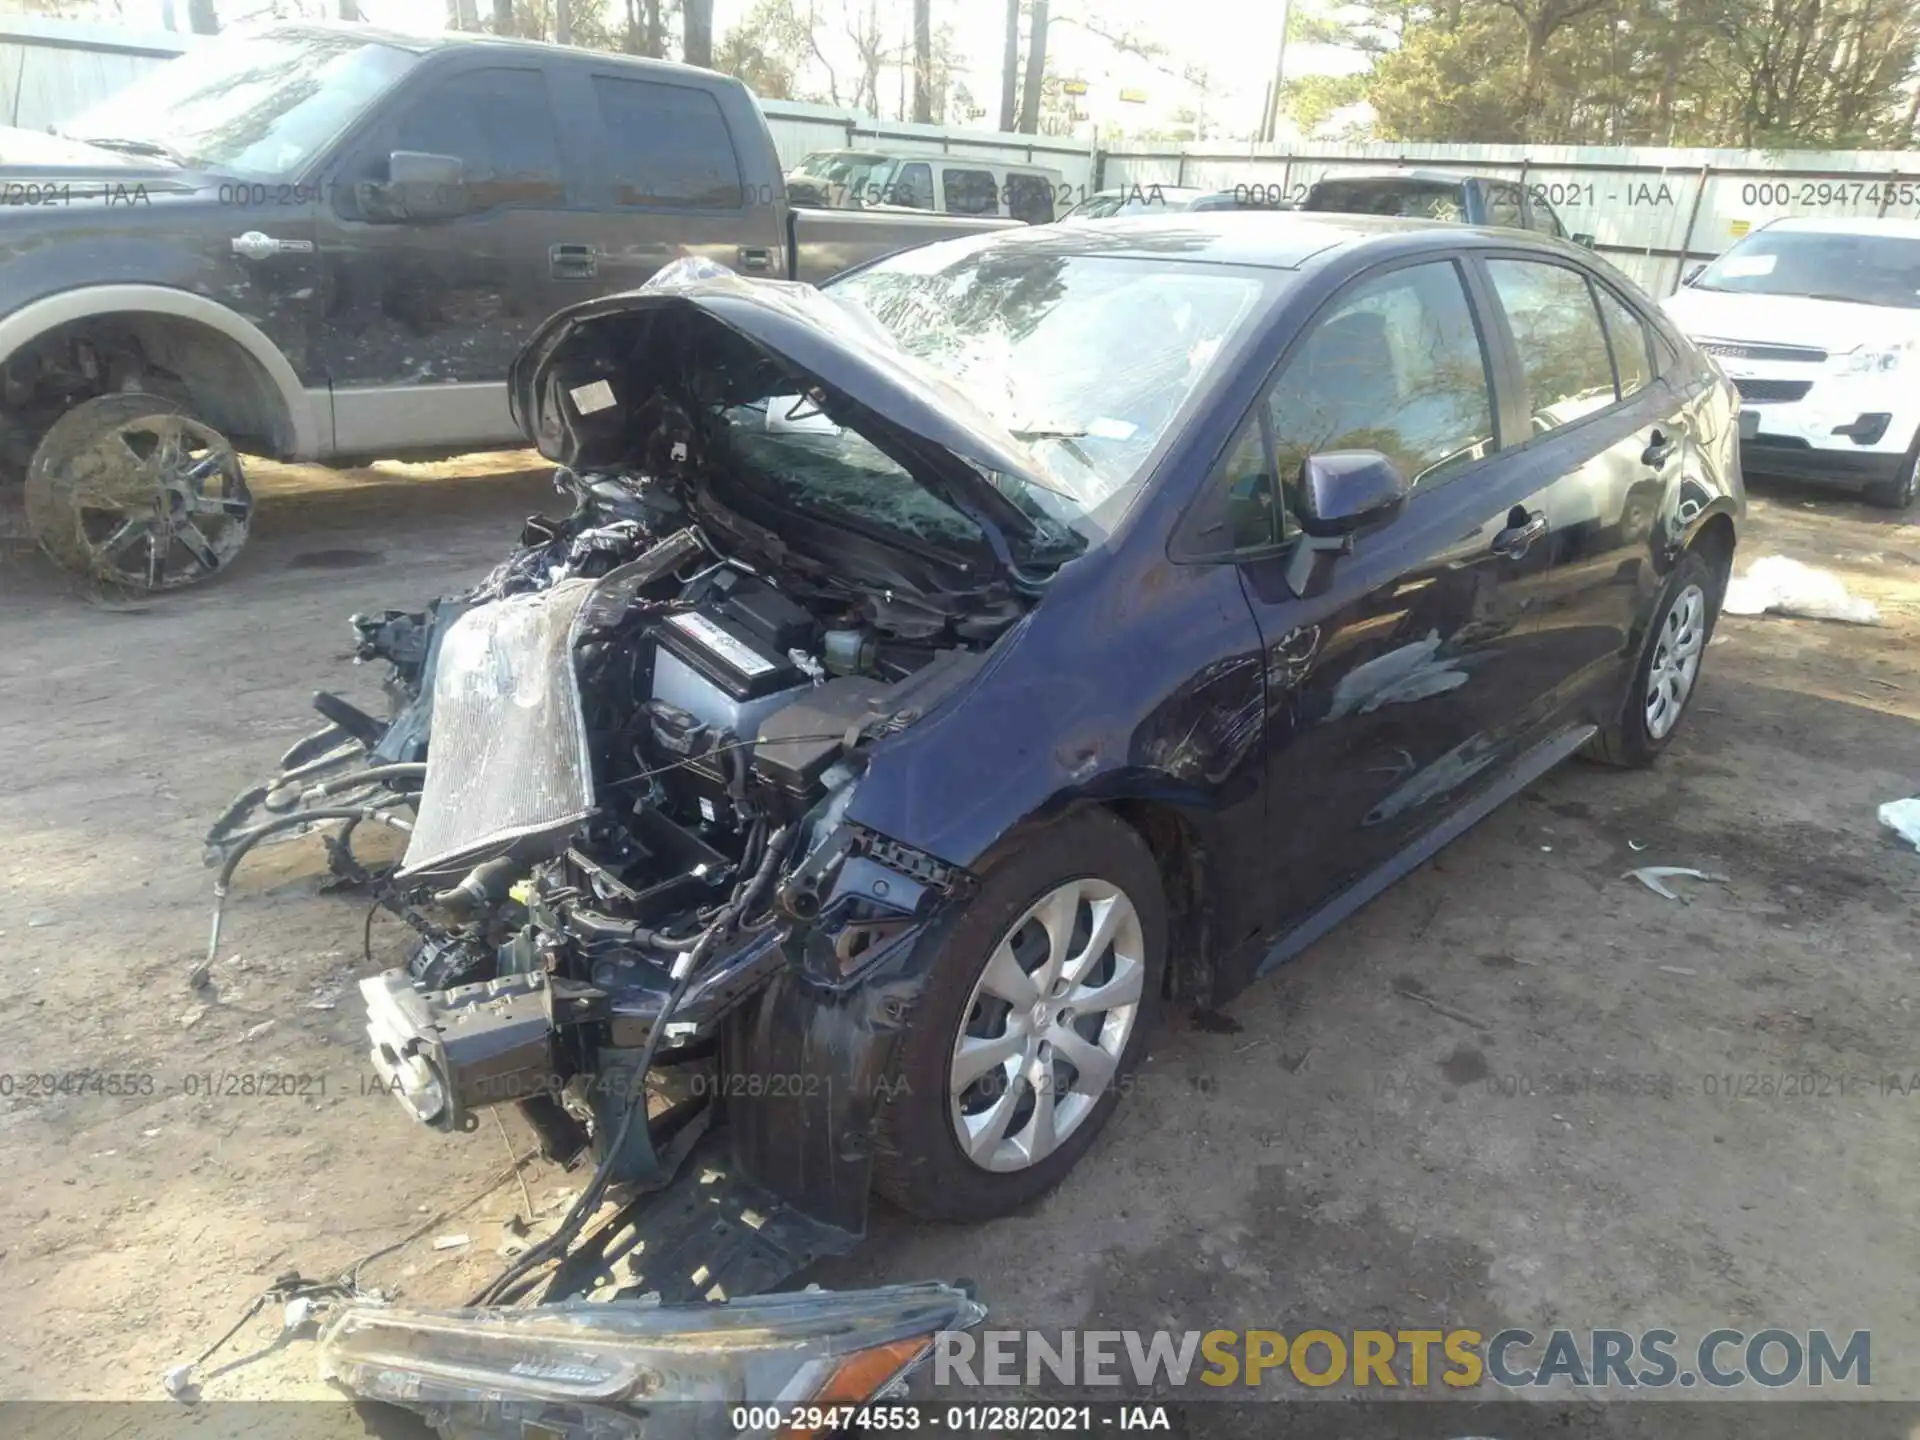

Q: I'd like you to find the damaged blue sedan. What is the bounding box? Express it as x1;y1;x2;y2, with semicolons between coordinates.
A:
216;213;1741;1424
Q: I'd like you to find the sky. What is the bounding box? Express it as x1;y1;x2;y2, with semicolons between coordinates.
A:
38;0;1370;138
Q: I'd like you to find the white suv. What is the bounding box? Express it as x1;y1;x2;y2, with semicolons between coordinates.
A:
1662;216;1920;509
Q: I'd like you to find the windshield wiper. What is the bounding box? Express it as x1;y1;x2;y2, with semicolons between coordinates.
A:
62;135;188;167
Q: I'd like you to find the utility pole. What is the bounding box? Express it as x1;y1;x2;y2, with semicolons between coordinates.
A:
1260;0;1293;143
999;0;1020;133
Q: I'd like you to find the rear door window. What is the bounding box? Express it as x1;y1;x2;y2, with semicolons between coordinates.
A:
1594;284;1654;399
1005;173;1055;223
1484;183;1525;229
1313;180;1466;222
1524;194;1566;237
1485;258;1619;431
1266;259;1497;492
943;167;1000;215
591;75;744;208
890;161;933;210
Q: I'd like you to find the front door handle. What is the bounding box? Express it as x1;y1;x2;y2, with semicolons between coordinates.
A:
1642;428;1677;467
550;242;597;279
738;246;774;272
1492;510;1549;559
231;231;314;260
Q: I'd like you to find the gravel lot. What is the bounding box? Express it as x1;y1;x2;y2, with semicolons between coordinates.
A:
0;459;1915;1423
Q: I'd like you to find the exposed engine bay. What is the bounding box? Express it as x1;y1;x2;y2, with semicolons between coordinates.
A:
362;496;993;1177
201;258;1073;1309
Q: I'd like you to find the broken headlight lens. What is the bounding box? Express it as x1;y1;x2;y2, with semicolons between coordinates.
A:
319;1281;983;1438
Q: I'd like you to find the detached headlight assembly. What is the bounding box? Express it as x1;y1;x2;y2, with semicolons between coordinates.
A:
1846;340;1913;374
319;1280;983;1439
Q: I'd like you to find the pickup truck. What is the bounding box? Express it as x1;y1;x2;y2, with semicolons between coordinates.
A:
0;23;1013;591
1301;168;1593;246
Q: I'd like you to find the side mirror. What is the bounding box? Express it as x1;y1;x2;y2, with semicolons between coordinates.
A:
1299;450;1409;537
1682;263;1706;287
1572;231;1596;248
361;150;467;222
1286;451;1409;597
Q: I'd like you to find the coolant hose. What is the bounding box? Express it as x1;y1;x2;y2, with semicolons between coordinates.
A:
264;763;428;814
471;823;794;1307
193;803;415;989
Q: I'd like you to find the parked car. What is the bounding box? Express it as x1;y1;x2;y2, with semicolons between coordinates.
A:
0;24;1016;592
783;147;1067;223
1302;168;1592;244
311;216;1740;1277
1663;217;1920;509
1061;183;1293;219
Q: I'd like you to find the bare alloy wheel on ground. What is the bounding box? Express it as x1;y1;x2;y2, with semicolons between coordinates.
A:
23;393;253;593
0;466;1917;1410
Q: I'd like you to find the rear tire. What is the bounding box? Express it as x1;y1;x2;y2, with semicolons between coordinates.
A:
871;809;1167;1221
1583;550;1717;768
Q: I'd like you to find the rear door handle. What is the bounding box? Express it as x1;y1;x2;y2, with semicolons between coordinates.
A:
738;246;773;272
550;243;597;279
1642;428;1677;467
1492;510;1549;559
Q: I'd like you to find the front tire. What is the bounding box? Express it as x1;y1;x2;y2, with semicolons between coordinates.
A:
871;809;1167;1221
25;393;252;591
1583;549;1716;768
1863;449;1918;510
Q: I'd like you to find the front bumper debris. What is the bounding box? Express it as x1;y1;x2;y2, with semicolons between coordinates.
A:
320;1272;984;1440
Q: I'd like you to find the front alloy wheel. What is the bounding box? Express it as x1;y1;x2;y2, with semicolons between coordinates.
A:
949;878;1147;1173
872;809;1166;1221
26;393;252;591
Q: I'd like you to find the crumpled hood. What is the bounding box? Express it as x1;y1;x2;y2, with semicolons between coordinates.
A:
508;259;1074;548
1662;286;1920;355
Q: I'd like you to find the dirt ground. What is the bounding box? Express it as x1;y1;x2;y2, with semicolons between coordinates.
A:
0;459;1916;1421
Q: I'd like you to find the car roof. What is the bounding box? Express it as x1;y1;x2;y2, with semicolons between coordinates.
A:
258;19;726;79
1312;169;1486;189
1039;210;1520;269
1762;215;1920;239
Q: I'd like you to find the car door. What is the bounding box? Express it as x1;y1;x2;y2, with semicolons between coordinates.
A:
1178;256;1567;966
568;65;787;290
315;57;589;455
1474;254;1680;716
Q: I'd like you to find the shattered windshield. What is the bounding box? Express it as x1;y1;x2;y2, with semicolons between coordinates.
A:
60;30;418;178
719;391;1005;554
829;243;1268;535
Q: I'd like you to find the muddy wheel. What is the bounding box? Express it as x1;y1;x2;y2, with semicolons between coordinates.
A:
25;393;252;591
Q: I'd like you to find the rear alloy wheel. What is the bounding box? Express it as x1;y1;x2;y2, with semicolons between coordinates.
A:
1583;549;1716;768
872;809;1166;1220
25;393;252;591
